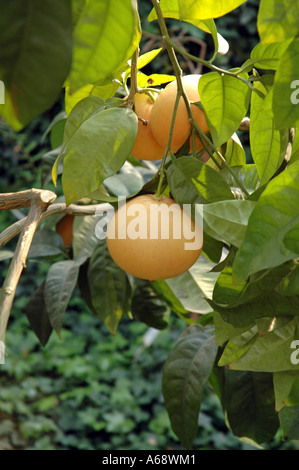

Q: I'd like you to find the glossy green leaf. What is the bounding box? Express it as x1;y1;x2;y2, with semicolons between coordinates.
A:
0;0;72;130
232;160;299;284
279;405;299;440
149;0;246;21
73;215;102;261
87;240;131;335
166;156;234;206
44;260;83;334
27;229;64;259
250;81;288;185
257;0;299;44
250;39;293;69
131;279;171;330
222;369;279;443
148;3;228;59
198;72;251;147
166;255;219;315
219;318;299;372
25;282;53;347
177;0;246;20
162;324;217;449
65;81;119;115
224;133;246;166
61;106;138;205
273;370;298;411
52;96;105;186
68;0;141;92
220;164;260;198
203;199;256;247
289;127;299;165
272;38;299;129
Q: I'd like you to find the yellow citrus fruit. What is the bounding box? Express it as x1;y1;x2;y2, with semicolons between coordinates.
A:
56;214;74;247
106;194;203;280
131;92;165;161
150;74;209;153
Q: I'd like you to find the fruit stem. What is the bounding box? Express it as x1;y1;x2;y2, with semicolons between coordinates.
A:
164;37;264;98
190;121;250;197
151;0;200;196
155;91;181;199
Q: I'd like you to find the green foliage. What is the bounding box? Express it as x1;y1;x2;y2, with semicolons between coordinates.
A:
0;0;72;130
1;0;299;451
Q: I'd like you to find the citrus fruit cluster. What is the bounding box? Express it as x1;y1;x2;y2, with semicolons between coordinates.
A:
131;74;209;161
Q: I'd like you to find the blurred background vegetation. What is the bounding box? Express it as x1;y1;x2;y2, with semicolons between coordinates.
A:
1;0;297;450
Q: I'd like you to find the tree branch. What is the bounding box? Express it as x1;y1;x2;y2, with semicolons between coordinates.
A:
0;202;100;249
0;189;57;356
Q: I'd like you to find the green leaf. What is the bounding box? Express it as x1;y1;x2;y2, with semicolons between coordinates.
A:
52;96;105;186
149;0;246;21
28;229;64;258
165;255;219;315
177;0;246;20
274;371;299;412
272;38;299;129
151;279;190;321
87;240;130;335
137;48;162;70
250;39;293;69
67;0;141;92
232;160;299;284
65;80;119;115
257;0;299;44
276;264;299;296
0;0;72;130
279;405;299;440
166;156;234;206
214;262;294;309
0;250;14;262
130;278;171;330
198;72;251;147
219;317;299;372
148;4;228;59
224;133;246;166
220;164;260;197
162;324;217;449
25;282;53;347
44;259;82;334
203;199;256;247
61;106;138;205
222;369;279;444
72;215;102;260
250;81;289;185
289;127;299;165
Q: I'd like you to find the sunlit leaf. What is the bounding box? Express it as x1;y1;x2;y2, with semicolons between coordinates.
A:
68;0;141;91
257;0;299;44
198;72;251;148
